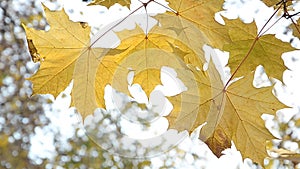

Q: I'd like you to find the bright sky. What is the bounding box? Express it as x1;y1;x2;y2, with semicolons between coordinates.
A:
28;0;300;168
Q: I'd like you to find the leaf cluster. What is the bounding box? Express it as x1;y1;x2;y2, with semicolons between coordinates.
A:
23;0;300;166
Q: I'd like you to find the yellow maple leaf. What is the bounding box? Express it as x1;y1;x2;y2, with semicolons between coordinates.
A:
88;0;131;8
223;19;294;81
203;72;285;165
23;6;91;97
23;6;108;118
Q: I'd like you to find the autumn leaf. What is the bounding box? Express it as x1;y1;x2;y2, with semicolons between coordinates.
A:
88;0;131;8
162;42;284;164
203;72;285;164
23;5;91;97
223;19;294;81
23;6;107;118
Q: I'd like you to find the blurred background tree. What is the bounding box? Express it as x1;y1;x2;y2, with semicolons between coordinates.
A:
0;0;49;168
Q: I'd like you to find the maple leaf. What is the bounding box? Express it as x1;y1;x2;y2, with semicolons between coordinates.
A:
88;0;131;8
161;42;283;164
202;72;285;165
223;19;294;81
168;66;285;165
23;6;91;97
23;6;107;118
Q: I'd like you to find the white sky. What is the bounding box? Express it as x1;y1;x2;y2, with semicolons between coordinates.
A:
29;0;300;168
